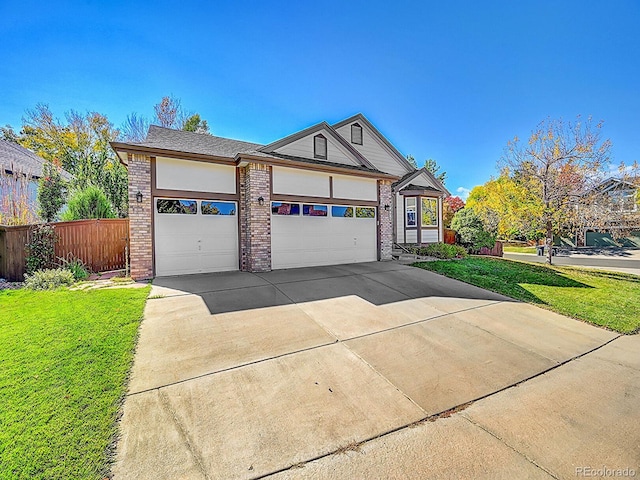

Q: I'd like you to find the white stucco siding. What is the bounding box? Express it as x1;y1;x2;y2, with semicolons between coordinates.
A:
332;175;377;201
335;123;411;177
155;157;236;193
272;166;330;198
274;129;360;167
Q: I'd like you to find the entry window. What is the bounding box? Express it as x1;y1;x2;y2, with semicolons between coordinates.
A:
421;198;438;227
351;123;363;145
201;201;236;215
331;206;354;217
355;207;375;218
271;202;300;215
156;199;197;214
405;197;416;226
314;134;327;159
303;204;328;216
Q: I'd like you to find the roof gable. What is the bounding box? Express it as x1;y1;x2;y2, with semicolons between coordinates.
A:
393;167;450;196
258;122;374;169
333;113;414;176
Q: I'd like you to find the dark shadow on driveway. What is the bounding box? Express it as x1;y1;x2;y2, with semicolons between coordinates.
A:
153;262;512;314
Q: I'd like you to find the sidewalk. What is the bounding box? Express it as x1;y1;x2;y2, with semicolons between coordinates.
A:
504;251;640;276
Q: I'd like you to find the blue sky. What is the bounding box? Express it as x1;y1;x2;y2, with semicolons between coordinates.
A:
1;1;638;199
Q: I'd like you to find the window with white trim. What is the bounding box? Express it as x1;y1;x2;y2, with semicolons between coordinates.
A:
405;197;416;227
421;198;438;227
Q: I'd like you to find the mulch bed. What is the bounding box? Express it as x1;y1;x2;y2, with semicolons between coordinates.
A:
0;279;23;290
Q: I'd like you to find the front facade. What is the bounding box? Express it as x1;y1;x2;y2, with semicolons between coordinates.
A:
111;114;448;279
580;178;639;247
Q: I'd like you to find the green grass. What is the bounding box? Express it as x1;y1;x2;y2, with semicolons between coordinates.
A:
503;246;537;254
0;286;150;479
415;257;640;334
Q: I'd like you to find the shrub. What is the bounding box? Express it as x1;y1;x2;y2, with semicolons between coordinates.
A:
37;160;67;222
61;186;116;221
57;254;90;281
413;242;468;259
24;268;75;290
25;224;57;273
451;208;496;251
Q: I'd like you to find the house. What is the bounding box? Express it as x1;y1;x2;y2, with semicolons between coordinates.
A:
110;114;449;279
0;139;72;224
579;177;639;247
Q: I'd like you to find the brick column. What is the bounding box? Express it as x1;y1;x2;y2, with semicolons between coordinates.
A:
378;180;393;261
128;154;153;280
240;163;271;272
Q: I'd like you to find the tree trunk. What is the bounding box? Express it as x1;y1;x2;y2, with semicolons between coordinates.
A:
546;221;553;265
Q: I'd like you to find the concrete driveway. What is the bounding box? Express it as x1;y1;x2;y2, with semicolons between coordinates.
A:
113;262;639;479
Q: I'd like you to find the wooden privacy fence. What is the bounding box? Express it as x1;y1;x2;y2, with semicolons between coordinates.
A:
444;228;456;245
477;241;504;257
0;219;129;281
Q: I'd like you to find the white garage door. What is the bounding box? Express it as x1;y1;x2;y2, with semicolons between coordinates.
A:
271;202;377;269
154;198;238;276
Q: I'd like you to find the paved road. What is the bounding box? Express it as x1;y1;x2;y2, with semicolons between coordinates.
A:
112;262;638;479
504;251;640;276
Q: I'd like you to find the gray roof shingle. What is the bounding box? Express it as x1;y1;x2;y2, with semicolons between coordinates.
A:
0;139;72;179
135;125;263;158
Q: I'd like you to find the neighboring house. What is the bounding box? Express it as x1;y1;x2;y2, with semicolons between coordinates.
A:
0;140;72;223
111;114;449;279
579;177;639;247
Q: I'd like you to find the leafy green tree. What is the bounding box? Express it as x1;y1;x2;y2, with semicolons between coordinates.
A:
18;104;128;217
0;125;19;143
406;154;418;169
37;160;67;222
183;114;209;133
62;186;116;221
450;208;496;251
424;159;447;185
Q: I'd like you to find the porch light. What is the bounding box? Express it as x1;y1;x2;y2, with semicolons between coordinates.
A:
384;204;390;211
136;191;143;203
258;196;264;206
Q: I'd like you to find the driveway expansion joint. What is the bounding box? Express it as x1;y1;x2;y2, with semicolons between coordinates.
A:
460;415;560;480
158;389;211;480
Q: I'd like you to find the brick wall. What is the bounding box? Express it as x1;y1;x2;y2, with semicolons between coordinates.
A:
239;163;271;272
128;154;153;280
378;180;393;261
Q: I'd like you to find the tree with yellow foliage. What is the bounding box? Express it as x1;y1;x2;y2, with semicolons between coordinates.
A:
501;116;611;264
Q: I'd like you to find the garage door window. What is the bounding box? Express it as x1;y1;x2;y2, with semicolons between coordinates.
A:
331;206;354;217
201;201;236;215
156;199;197;214
271;202;300;215
303;204;328;216
355;207;375;218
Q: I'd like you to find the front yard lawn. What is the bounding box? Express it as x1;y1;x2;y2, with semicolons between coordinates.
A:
415;257;640;334
0;286;149;479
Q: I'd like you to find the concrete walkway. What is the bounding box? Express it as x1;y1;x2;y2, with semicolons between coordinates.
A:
504;250;640;276
112;263;638;479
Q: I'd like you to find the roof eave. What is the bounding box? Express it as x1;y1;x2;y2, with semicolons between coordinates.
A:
109;141;236;166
